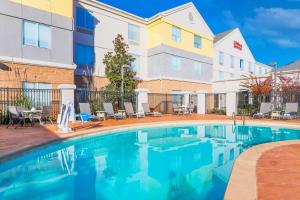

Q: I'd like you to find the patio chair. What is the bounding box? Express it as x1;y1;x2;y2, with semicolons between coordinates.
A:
7;106;25;129
173;104;183;115
142;103;161;117
253;103;273;118
187;104;195;115
79;103;98;122
103;102;125;119
32;106;53;124
281;103;299;120
124;102;145;118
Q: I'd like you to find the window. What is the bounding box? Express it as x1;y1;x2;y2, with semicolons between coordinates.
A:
219;71;224;80
130;55;140;73
171;56;181;71
240;59;244;71
248;62;253;73
194;35;202;48
23;21;51;48
230;55;235;68
75;43;94;65
38;25;51;48
128;24;140;45
219;52;224;65
76;6;94;31
193;61;202;75
172;26;181;42
23;82;52;107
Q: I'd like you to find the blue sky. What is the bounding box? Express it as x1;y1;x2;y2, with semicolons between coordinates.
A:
98;0;300;67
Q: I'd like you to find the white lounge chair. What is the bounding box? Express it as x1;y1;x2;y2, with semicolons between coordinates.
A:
142;103;161;117
253;102;273;118
124;102;145;118
103;102;125;119
282;103;299;120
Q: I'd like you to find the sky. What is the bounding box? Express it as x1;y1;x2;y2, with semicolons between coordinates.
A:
98;0;300;67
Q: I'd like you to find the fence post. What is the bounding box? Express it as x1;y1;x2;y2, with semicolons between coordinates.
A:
135;88;149;113
58;84;76;121
226;92;237;116
196;90;207;114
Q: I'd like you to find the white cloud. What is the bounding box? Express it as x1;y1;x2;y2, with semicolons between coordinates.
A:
243;7;300;48
222;10;240;28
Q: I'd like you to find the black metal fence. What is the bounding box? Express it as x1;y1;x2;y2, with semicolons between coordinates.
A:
0;88;61;124
148;93;184;114
74;89;136;113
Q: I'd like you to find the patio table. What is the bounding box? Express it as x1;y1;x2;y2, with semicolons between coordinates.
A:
23;110;42;125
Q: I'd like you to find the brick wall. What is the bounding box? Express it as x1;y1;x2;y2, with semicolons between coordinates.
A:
0;62;74;88
138;79;213;93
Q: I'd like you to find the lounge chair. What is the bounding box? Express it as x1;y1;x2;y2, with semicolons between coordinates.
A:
79;103;99;122
187;104;195;115
32;106;53;124
173;104;183;115
7;106;25;128
142;103;161;117
281;103;299;120
103;102;125;119
124;102;145;118
253;103;273;118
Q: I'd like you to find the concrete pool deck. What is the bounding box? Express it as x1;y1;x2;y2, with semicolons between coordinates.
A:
1;114;300;199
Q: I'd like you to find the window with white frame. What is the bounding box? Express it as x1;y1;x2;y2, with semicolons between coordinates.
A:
219;52;224;65
248;62;253;73
172;26;181;42
128;24;140;45
23;21;51;48
171;56;181;71
219;71;224;80
230;55;235;68
194;35;202;48
193;61;202;75
240;59;244;71
22;82;52;107
130;55;140;73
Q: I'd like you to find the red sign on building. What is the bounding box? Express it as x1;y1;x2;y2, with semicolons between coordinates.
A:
234;41;242;50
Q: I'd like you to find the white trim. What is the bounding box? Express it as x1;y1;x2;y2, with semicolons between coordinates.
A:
0;56;76;69
143;76;212;85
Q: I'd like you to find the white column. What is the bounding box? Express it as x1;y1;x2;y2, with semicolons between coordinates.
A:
58;84;76;121
135;88;149;113
226;92;237;116
196;90;207;114
182;92;192;107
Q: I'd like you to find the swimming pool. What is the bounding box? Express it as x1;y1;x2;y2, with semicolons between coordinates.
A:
1;124;300;200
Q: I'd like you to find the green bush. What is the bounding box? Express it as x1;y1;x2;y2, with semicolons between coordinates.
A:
13;95;31;109
211;108;226;115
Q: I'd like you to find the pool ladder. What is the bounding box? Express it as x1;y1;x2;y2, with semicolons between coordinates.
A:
232;112;246;126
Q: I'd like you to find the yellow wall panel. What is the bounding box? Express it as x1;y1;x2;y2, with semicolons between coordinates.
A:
147;18;214;58
9;0;73;18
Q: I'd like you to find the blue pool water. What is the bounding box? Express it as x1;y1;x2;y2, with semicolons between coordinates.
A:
1;124;300;200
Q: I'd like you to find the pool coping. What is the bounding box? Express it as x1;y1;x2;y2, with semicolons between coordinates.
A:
1;120;300;163
224;140;300;200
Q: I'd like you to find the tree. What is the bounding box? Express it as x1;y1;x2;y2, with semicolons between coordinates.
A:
103;34;139;93
240;74;273;104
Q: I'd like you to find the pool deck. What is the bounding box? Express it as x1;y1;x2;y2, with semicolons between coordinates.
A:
1;114;300;199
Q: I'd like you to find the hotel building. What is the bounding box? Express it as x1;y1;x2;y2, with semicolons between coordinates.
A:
212;28;272;93
74;0;214;93
0;0;75;89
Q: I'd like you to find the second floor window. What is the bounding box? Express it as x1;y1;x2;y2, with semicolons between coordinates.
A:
219;71;224;80
23;21;51;49
248;62;253;73
193;61;202;75
128;24;140;45
130;55;140;73
194;35;202;48
172;26;181;42
230;55;235;68
219;52;224;65
75;43;94;65
240;59;244;71
171;56;181;71
76;7;94;31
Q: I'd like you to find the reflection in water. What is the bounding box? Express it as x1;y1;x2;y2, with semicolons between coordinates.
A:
1;125;300;200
